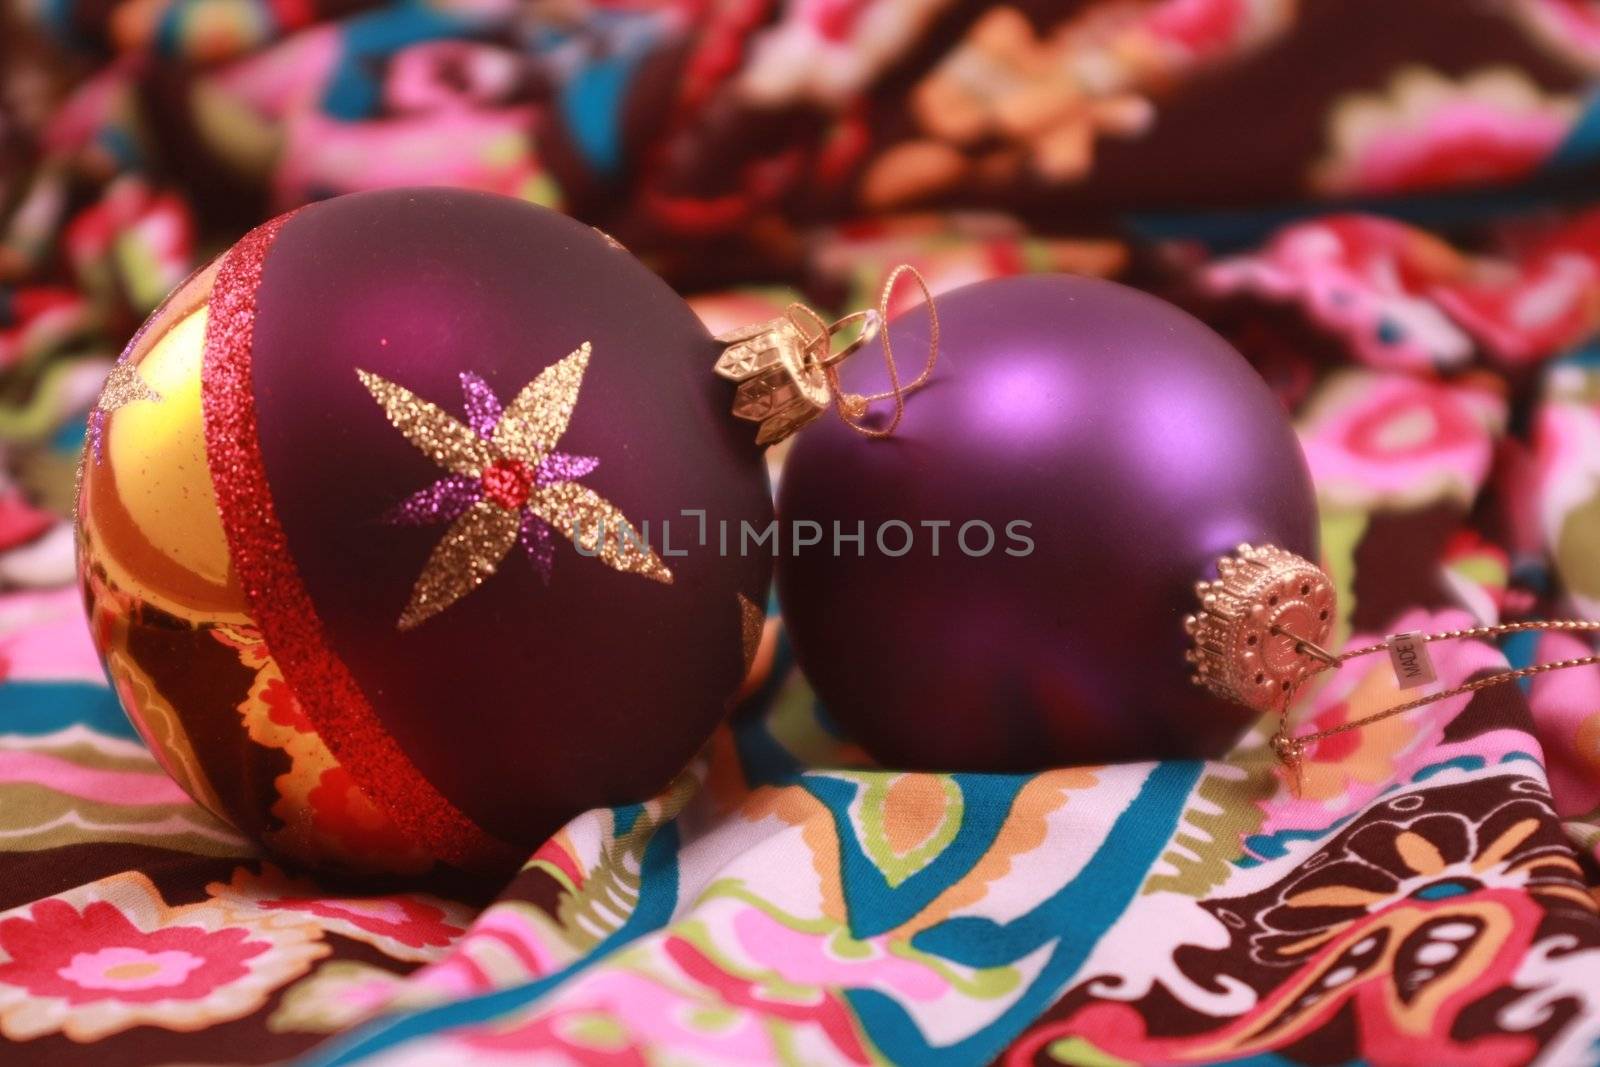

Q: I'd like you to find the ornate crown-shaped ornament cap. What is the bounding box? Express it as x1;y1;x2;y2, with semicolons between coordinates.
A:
715;316;834;446
1185;543;1337;713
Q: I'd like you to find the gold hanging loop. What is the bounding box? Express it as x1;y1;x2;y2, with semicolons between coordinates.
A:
819;309;879;367
823;263;940;440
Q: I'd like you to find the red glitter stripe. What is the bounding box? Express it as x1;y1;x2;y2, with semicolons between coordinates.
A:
201;213;519;875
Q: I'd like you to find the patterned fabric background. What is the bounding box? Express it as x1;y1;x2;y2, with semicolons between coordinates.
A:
4;0;1600;1063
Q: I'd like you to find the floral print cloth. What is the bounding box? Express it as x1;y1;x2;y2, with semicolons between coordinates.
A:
5;1;1600;1064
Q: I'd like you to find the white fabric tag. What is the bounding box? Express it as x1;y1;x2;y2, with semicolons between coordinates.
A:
1386;631;1437;690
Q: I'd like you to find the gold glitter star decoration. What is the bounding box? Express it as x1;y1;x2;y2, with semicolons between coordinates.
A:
358;342;672;631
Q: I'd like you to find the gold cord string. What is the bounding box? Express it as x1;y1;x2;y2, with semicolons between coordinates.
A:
1273;618;1600;792
804;264;940;439
721;263;938;445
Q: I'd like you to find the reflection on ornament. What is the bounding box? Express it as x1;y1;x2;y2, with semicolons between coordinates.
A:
77;287;430;876
737;592;764;676
96;360;163;413
88;361;162;461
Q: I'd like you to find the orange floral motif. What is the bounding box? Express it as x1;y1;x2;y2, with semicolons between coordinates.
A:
863;0;1293;206
1012;781;1593;1066
208;866;473;963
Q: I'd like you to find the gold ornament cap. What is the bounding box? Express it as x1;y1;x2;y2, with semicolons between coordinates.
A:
713;313;845;446
1185;543;1337;713
715;264;940;447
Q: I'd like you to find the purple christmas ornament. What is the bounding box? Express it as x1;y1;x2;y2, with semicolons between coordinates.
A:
241;190;774;854
77;187;773;877
776;274;1319;771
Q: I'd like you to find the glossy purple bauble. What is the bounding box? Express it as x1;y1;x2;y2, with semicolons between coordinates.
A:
776;274;1318;770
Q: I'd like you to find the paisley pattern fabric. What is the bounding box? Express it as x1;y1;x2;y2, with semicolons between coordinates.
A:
7;1;1600;1064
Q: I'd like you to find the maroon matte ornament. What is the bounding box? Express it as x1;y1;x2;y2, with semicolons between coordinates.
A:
78;187;772;877
774;274;1320;771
